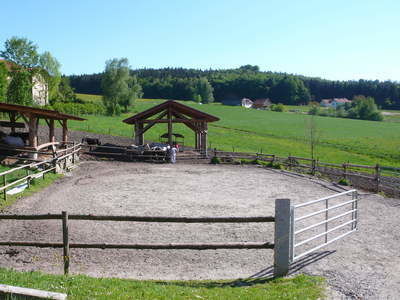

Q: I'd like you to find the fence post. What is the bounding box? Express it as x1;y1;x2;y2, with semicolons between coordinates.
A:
375;164;380;193
311;159;316;175
274;198;292;277
343;163;347;181
62;211;70;275
3;174;7;201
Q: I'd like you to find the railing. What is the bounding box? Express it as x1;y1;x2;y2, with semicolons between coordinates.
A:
291;190;358;262
0;212;275;276
0;143;81;201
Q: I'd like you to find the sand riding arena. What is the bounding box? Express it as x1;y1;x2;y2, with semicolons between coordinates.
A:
0;161;399;298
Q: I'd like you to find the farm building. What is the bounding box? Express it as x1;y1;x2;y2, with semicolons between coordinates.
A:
123;100;219;155
0;102;85;158
320;98;352;108
0;59;49;106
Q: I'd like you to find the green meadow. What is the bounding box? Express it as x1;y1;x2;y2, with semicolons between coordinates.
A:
72;95;400;167
0;268;325;300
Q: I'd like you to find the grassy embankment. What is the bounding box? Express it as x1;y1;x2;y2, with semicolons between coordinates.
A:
0;268;325;300
73;94;400;167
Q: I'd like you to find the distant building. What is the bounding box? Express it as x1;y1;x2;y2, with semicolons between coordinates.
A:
0;59;49;106
241;98;253;108
320;98;351;108
252;98;271;109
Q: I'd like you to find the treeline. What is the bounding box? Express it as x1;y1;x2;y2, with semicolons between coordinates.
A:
68;65;400;108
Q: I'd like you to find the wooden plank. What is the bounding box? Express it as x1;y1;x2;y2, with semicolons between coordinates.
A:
346;163;375;169
69;242;274;250
67;215;275;222
0;214;61;220
0;284;67;300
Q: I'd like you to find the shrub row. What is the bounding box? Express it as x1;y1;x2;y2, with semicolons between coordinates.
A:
48;102;106;116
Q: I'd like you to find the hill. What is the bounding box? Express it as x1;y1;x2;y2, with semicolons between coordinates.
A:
71;95;400;167
68;66;400;109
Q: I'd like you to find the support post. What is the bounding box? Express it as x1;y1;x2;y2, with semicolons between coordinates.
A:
49;119;55;143
10;112;16;134
167;108;173;146
274;198;292;277
62;120;68;144
62;211;70;275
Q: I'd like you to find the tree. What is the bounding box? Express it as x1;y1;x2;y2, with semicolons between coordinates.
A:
39;51;61;100
57;76;76;102
7;70;32;105
194;77;214;103
305;115;321;161
101;58;141;115
347;95;383;121
0;37;39;68
0;62;8;102
120;75;142;112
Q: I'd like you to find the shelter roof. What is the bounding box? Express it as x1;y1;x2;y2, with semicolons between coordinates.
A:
123;100;220;124
0;102;86;121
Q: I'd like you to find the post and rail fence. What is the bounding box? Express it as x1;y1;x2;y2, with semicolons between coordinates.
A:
212;150;400;198
0;191;359;277
0;143;81;201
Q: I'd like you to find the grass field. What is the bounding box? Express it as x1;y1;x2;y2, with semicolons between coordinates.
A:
72;95;400;167
0;269;325;300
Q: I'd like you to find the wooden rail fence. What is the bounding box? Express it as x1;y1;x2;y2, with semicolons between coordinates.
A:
212;150;400;197
0;211;276;276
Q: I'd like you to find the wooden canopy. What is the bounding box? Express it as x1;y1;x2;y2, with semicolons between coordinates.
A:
123;100;219;154
0;102;85;149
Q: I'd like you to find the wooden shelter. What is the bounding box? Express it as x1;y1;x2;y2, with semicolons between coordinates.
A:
123;101;219;154
0;102;85;151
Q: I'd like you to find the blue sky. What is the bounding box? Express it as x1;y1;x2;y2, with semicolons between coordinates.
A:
0;0;399;81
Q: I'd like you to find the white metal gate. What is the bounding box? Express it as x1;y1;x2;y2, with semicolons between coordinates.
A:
290;189;359;262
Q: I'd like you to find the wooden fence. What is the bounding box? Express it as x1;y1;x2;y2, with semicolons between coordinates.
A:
0;212;276;276
213;150;400;197
0;143;81;201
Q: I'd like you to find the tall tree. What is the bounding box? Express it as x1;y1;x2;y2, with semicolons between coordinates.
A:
7;70;32;105
39;51;61;100
194;77;214;103
0;37;39;68
0;62;8;102
101;58;141;115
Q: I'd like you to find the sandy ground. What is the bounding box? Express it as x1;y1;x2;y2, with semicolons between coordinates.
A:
0;162;399;299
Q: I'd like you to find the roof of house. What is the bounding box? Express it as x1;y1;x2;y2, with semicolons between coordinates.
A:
0;102;86;121
123;100;220;124
253;98;271;106
332;98;351;103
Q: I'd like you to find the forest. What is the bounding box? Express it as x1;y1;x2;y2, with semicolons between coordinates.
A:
68;65;400;109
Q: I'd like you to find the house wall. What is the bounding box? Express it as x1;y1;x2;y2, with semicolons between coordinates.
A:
32;73;48;106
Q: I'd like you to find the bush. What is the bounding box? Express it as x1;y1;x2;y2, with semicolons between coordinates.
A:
338;178;350;186
50;102;106;116
308;105;319;115
210;156;220;164
270;103;285;112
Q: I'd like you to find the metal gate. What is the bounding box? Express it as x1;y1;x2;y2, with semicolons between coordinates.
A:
290;189;359;262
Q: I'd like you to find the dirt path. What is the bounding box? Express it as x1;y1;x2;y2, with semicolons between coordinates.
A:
0;162;399;299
